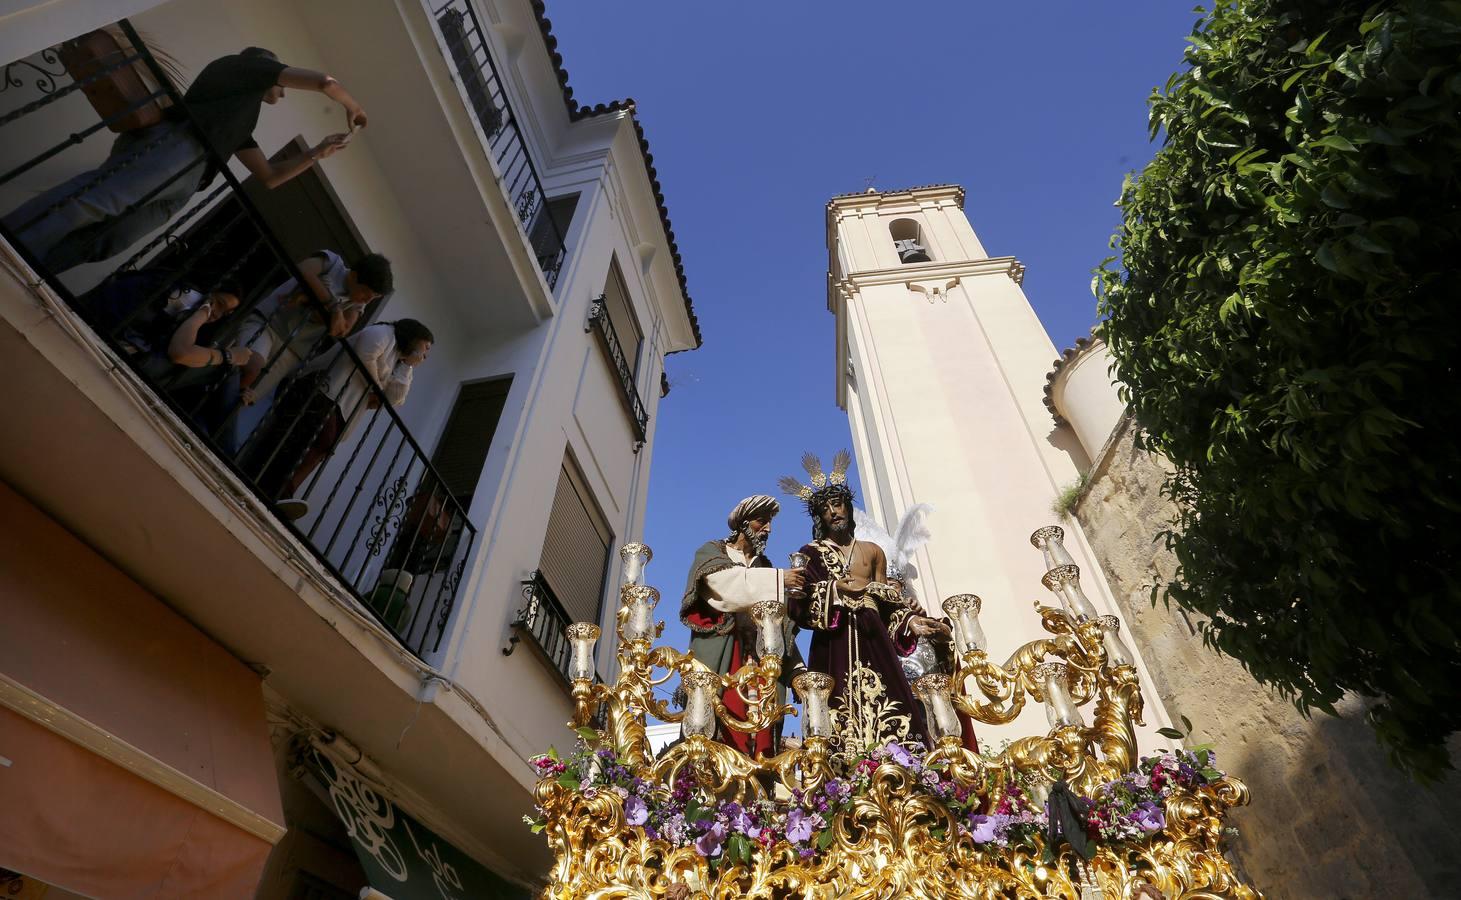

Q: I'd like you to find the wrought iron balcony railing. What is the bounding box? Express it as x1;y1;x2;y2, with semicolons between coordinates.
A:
506;569;577;684
586;295;648;448
0;22;475;658
430;0;568;288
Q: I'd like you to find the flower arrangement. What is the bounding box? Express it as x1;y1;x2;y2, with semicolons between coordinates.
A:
526;736;1226;865
1085;747;1222;843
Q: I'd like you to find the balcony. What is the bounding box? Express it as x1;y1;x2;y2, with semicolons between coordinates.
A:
586;294;649;447
428;0;568;289
0;23;474;659
507;570;576;684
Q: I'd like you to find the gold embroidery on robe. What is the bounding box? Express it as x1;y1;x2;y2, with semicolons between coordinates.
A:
830;661;913;752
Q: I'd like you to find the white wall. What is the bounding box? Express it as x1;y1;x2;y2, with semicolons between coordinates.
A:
829;189;1174;749
0;0;692;811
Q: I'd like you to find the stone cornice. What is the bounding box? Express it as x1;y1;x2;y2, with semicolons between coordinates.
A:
836;255;1024;290
1044;330;1105;425
826;184;966;215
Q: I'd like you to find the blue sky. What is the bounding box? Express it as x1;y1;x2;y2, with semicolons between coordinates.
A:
547;2;1199;663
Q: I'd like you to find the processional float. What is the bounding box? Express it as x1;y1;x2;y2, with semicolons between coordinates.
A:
527;528;1261;899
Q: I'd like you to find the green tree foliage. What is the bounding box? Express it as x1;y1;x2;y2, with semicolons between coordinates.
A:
1096;0;1461;777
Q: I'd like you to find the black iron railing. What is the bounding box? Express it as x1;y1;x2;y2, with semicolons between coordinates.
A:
0;23;475;657
586;295;648;448
430;0;568;288
506;569;576;683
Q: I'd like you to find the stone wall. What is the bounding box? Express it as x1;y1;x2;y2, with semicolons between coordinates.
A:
1073;415;1461;900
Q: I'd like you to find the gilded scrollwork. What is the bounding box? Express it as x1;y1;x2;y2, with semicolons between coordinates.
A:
539;536;1262;898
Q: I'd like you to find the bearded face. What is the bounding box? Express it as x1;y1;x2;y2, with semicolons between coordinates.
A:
811;490;855;541
739;516;772;556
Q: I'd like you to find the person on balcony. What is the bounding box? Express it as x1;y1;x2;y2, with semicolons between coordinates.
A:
245;317;433;522
3;46;366;273
235;249;394;407
138;280;257;453
780;451;950;754
679;495;808;757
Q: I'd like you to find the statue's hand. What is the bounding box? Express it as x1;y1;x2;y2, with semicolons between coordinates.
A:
908;616;952;637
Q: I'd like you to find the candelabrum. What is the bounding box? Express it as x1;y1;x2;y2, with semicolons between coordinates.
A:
538;528;1259;900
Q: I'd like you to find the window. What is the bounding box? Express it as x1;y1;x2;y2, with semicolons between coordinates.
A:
602;258;643;376
538;456;613;625
889;218;931;264
430;376;512;507
529;193;578;272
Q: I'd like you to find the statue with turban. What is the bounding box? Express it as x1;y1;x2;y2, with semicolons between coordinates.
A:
678;494;807;756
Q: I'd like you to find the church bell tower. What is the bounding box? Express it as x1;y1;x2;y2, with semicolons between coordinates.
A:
826;184;1173;744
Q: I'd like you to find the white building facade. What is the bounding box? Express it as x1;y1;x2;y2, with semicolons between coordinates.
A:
0;1;698;896
825;185;1172;747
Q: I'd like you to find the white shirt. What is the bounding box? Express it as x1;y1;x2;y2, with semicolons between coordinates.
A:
300;322;414;438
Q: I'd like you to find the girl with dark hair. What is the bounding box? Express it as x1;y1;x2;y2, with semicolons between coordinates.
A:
244;318;432;521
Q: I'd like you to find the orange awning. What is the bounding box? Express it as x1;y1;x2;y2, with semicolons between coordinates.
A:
0;707;272;899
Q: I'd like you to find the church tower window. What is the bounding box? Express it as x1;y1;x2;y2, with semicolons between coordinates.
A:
889;218;931;264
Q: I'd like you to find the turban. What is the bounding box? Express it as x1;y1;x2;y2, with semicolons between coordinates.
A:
727;495;780;531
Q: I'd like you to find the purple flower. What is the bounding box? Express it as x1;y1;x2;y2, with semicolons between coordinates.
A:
1134;801;1165;832
661;813;688;844
694;822;727;857
824;779;850;802
729;808;762;839
785;807;815;843
968;814;1000;844
885;742;917;767
625;795;649;826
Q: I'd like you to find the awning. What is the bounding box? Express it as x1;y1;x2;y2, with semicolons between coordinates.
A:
0;707;272;899
302;746;531;900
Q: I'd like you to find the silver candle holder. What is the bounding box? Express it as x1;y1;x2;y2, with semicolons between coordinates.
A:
681;670;722;738
793;671;835;738
565;622;601;683
751;600;787;660
1034;660;1084;728
620;585;660;643
619;542;652;587
942;594;987;654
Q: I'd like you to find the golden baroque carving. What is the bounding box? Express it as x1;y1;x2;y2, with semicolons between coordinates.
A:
535;534;1261;898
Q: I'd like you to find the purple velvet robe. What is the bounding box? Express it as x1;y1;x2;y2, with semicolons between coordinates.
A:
790;540;930;751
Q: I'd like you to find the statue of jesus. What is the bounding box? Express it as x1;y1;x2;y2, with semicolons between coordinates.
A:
780;451;949;752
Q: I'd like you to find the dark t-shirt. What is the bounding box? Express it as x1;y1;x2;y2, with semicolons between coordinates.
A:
171;53;287;185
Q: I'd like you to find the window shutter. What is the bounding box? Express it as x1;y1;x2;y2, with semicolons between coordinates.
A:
539;461;612;625
603;261;643;376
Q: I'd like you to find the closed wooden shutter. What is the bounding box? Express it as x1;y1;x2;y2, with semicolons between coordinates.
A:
539;460;612;624
430;377;512;504
603;260;642;376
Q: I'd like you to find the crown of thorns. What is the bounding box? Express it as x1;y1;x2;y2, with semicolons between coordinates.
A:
778;450;854;511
